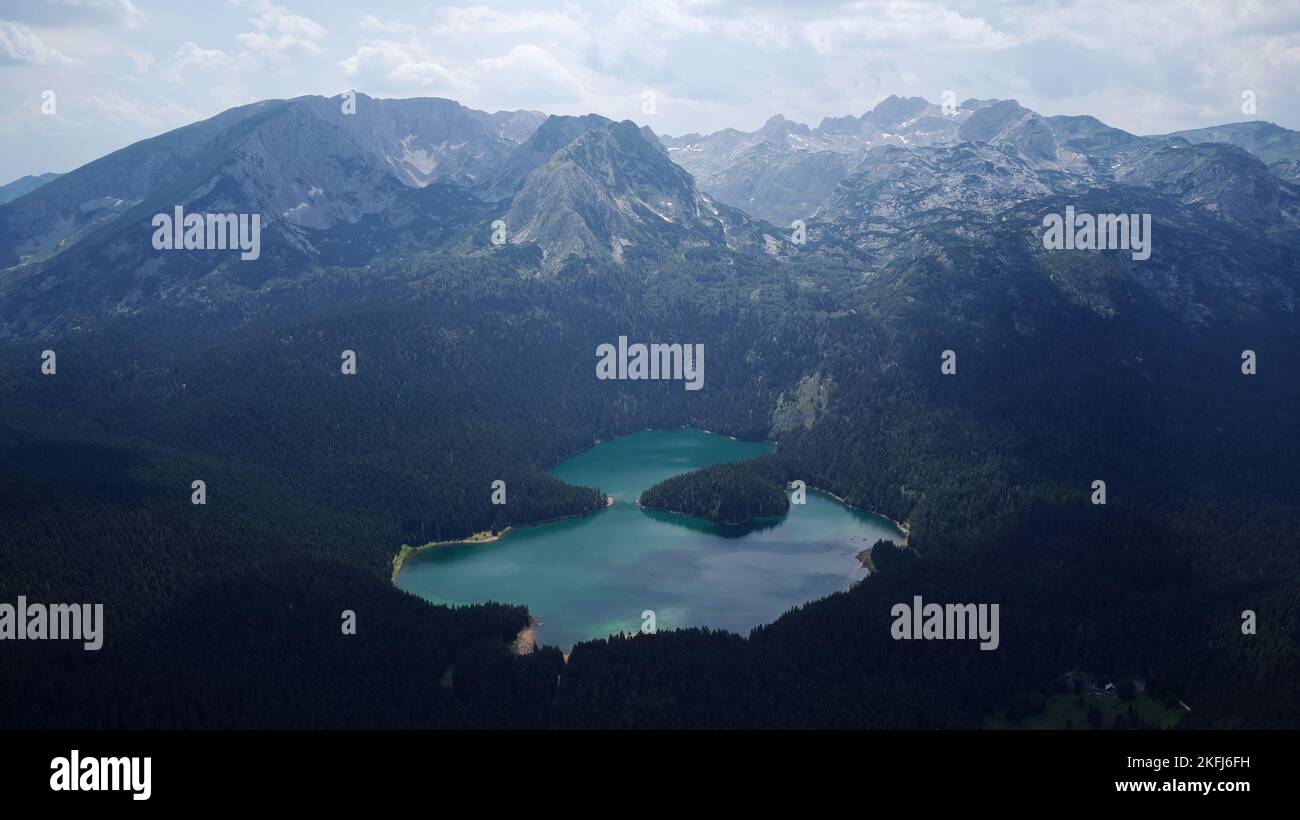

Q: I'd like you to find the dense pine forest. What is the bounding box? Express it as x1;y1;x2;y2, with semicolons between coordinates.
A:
638;460;790;524
2;186;1298;729
3;231;1297;729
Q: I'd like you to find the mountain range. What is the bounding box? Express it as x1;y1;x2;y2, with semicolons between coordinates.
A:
3;92;1299;340
2;92;1299;731
663;95;1300;226
0;172;62;206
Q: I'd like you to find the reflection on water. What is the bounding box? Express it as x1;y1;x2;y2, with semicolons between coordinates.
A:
397;428;901;650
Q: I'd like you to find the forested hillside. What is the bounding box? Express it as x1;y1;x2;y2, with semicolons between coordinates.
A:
2;93;1298;730
639;460;790;524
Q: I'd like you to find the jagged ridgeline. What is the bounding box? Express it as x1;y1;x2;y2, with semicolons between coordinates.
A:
1;92;1299;729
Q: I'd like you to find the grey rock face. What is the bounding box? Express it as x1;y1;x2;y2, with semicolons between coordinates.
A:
3;91;1298;339
497;116;779;270
661;96;1012;223
0;94;544;267
1154;121;1300;166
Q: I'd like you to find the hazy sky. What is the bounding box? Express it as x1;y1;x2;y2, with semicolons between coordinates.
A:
2;0;1299;183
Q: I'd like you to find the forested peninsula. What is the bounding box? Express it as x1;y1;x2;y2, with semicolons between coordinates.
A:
638;460;790;525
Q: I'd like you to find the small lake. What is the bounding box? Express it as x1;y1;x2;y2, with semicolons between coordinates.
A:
396;428;902;650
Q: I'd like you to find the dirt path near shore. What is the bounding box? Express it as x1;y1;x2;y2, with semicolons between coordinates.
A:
390;495;615;584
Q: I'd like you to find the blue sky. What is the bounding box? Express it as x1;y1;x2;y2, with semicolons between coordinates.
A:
2;0;1299;183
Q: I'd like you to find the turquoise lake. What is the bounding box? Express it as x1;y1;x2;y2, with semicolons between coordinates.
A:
396;428;903;650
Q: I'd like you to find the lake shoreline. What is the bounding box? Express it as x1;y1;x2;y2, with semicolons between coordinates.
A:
636;485;909;562
632;497;783;528
512;615;541;655
808;485;911;547
390;425;770;585
391;429;907;651
390;494;615;585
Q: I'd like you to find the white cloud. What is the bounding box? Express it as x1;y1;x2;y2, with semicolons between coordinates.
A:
340;6;608;110
3;0;1300;184
359;15;415;35
81;92;201;127
1;0;145;29
339;40;470;93
163;42;234;83
476;44;591;101
429;5;590;39
125;48;155;73
0;21;76;65
234;0;328;65
801;1;1018;54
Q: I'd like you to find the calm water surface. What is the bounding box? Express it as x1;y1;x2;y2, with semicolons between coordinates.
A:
397;428;902;650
